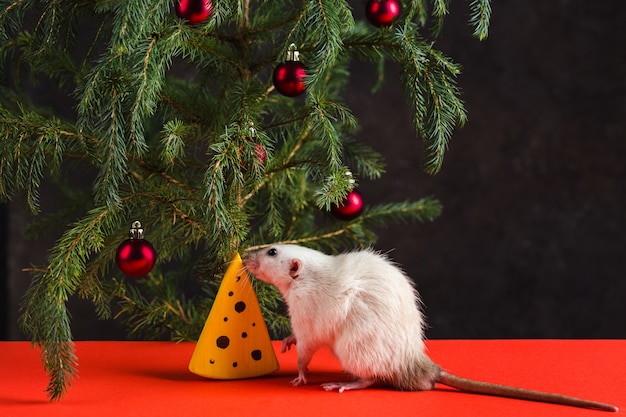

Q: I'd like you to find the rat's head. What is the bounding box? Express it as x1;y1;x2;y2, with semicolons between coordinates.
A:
242;244;305;291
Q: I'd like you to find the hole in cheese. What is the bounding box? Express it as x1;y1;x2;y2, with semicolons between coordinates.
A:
216;336;230;349
234;301;246;313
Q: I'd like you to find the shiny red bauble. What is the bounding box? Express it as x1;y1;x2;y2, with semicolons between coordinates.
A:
116;238;156;278
239;143;267;164
254;143;267;163
175;0;213;25
331;190;364;221
273;61;306;97
365;0;401;27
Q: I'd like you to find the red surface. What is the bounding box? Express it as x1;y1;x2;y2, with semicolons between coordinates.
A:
0;340;623;417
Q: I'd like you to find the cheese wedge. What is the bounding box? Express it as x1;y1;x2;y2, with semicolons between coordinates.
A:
189;252;279;379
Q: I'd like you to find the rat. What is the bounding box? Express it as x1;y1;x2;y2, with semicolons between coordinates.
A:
242;244;618;412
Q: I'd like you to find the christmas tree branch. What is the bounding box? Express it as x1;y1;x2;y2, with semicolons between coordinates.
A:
405;0;429;25
245;197;442;252
131;155;194;193
19;206;118;400
0;0;23;24
430;0;450;37
0;108;85;212
395;24;466;174
240;116;314;205
129;34;159;148
468;0;492;40
114;282;192;339
341;26;466;175
18;268;77;401
299;0;352;88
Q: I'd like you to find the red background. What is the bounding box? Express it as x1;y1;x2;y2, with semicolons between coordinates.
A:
1;340;622;417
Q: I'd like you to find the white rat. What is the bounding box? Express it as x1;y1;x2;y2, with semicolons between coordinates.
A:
242;244;618;412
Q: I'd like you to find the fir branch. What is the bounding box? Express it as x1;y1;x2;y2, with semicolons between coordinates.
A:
248;1;300;35
110;0;168;50
95;89;127;208
240;115;314;206
127;21;198;151
12;30;78;89
341;137;386;180
112;274;217;341
0;0;29;45
113;281;186;340
265;183;288;239
129;34;160;150
430;0;450;37
203;124;252;255
0;108;82;211
18;267;77;401
395;23;466;174
182;30;243;74
36;0;63;49
342;26;466;175
405;0;429;26
467;0;491;40
245;227;348;252
359;197;443;226
78;267;113;321
158;120;188;168
252;279;291;339
299;0;353;89
245;197;441;253
306;95;345;172
19;205;117;400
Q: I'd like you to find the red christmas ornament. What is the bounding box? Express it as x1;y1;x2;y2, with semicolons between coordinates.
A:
175;0;213;25
254;143;267;163
239;125;267;164
273;44;306;97
365;0;401;27
331;189;364;221
248;125;266;163
239;143;266;164
116;221;156;278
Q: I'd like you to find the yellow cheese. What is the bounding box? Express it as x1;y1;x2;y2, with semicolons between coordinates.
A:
188;252;279;379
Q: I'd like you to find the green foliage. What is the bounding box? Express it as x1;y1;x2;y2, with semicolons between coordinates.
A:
468;0;491;40
0;0;490;401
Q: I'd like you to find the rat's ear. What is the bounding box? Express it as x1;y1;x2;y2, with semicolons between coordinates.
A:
289;259;301;279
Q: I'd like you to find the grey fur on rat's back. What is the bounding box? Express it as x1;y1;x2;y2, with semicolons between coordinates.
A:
243;244;618;412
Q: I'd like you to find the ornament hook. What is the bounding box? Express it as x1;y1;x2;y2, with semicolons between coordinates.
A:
286;43;300;61
249;122;256;139
129;221;144;239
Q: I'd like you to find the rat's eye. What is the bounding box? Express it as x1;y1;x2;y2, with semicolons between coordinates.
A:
267;248;277;257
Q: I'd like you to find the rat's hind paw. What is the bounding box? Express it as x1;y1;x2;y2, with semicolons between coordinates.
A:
322;379;375;392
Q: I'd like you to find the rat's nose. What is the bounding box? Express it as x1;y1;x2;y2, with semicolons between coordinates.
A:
241;252;258;272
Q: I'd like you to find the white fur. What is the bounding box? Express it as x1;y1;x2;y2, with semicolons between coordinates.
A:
243;244;436;390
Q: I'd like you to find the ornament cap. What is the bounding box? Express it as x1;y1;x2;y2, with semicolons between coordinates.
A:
286;43;300;62
129;220;145;240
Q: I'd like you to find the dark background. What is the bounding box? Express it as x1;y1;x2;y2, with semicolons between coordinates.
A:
3;0;625;340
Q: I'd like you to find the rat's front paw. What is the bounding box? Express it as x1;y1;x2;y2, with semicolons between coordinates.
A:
290;369;308;386
281;334;297;353
290;376;307;386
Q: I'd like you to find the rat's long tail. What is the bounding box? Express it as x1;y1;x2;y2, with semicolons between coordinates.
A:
437;371;618;412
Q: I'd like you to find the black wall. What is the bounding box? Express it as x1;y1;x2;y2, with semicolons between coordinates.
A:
3;0;625;340
353;0;626;338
